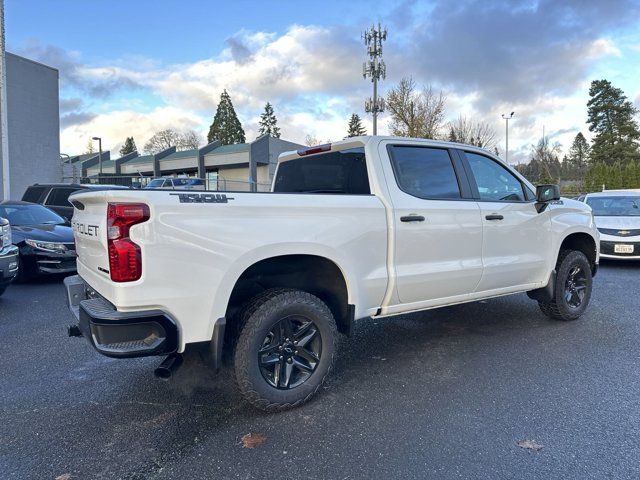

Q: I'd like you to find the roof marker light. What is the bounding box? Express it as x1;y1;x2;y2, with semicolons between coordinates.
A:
296;143;332;156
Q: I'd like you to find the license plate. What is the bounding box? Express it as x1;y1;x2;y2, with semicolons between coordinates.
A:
614;244;634;254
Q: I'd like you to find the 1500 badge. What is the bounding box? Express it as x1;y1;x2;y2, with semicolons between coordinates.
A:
72;222;99;237
170;193;235;203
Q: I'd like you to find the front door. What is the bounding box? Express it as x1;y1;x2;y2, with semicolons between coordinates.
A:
461;150;551;292
382;143;484;305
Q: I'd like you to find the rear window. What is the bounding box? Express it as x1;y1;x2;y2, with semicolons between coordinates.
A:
22;186;48;203
45;187;78;207
273;148;370;194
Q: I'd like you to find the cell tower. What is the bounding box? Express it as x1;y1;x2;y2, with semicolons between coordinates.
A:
362;23;387;135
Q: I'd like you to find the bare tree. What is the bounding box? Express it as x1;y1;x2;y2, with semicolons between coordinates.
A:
304;134;319;146
179;130;201;150
304;134;331;146
144;129;202;154
385;77;446;139
447;116;498;150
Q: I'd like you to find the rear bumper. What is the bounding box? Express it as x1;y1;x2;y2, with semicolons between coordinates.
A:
0;246;19;286
64;274;178;358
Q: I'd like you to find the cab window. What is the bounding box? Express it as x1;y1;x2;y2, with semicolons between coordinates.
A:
388;146;461;200
464;152;526;202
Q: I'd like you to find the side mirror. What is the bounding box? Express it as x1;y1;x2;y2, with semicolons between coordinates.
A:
536;184;560;203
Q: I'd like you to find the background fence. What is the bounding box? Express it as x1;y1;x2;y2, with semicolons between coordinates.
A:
61;174;272;192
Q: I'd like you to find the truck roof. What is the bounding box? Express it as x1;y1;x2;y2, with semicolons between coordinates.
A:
278;135;498;163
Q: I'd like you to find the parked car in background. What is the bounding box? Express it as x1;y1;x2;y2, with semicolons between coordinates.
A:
0;217;19;296
0;201;76;280
585;190;640;260
22;183;130;221
144;177;206;190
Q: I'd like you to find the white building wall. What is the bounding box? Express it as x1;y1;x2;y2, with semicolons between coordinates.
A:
160;157;198;171
121;162;154;174
0;53;59;200
204;150;249;167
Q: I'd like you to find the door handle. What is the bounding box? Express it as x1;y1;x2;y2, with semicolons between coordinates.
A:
485;214;504;221
400;215;425;222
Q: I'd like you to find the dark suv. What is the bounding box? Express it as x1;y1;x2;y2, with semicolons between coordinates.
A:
22;184;129;221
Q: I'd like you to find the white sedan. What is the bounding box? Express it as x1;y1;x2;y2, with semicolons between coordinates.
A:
585;190;640;260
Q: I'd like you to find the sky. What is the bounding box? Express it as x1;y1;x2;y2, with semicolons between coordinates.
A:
6;0;640;164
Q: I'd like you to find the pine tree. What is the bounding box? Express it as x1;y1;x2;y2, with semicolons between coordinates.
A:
346;113;367;137
258;102;281;138
587;79;640;165
207;90;246;145
448;126;457;142
568;132;590;168
119;137;137;156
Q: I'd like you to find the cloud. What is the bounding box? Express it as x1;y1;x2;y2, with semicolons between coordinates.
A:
399;0;638;111
15;40;143;98
59;97;84;113
60;106;204;155
146;25;364;115
60;111;97;129
37;2;639;161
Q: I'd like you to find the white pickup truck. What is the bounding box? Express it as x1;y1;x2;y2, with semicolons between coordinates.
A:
64;136;599;411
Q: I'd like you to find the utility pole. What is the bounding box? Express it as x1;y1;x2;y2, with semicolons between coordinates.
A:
363;24;387;135
501;112;514;164
0;0;10;200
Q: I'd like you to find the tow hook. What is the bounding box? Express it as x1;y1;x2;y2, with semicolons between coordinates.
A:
154;353;183;380
68;325;83;337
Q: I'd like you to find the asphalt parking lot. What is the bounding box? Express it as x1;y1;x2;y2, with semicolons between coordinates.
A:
1;262;639;480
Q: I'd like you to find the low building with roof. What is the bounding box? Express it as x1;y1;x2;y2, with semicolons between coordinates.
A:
78;134;303;191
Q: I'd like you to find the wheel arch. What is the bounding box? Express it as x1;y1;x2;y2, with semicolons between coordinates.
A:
216;251;354;350
557;231;598;275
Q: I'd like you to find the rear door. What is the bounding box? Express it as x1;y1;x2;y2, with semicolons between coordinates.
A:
381;142;483;305
460;150;550;291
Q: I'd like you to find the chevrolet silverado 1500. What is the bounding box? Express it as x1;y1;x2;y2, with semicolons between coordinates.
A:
64;136;599;411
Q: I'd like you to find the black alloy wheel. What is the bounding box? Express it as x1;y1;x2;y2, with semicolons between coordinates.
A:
538;249;593;321
564;265;588;308
233;288;337;411
258;315;322;389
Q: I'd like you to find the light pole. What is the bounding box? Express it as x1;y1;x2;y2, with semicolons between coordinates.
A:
0;0;10;200
501;112;514;164
92;136;102;176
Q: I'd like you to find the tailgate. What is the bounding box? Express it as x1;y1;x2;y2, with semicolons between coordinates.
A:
70;192;110;279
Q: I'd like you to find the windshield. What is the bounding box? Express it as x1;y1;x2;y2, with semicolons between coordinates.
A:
586;196;640;216
0;204;66;225
146;179;165;188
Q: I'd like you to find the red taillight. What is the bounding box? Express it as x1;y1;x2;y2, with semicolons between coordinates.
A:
107;203;150;282
296;143;331;156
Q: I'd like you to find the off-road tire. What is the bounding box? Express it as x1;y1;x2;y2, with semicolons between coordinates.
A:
233;288;337;412
538;249;592;321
